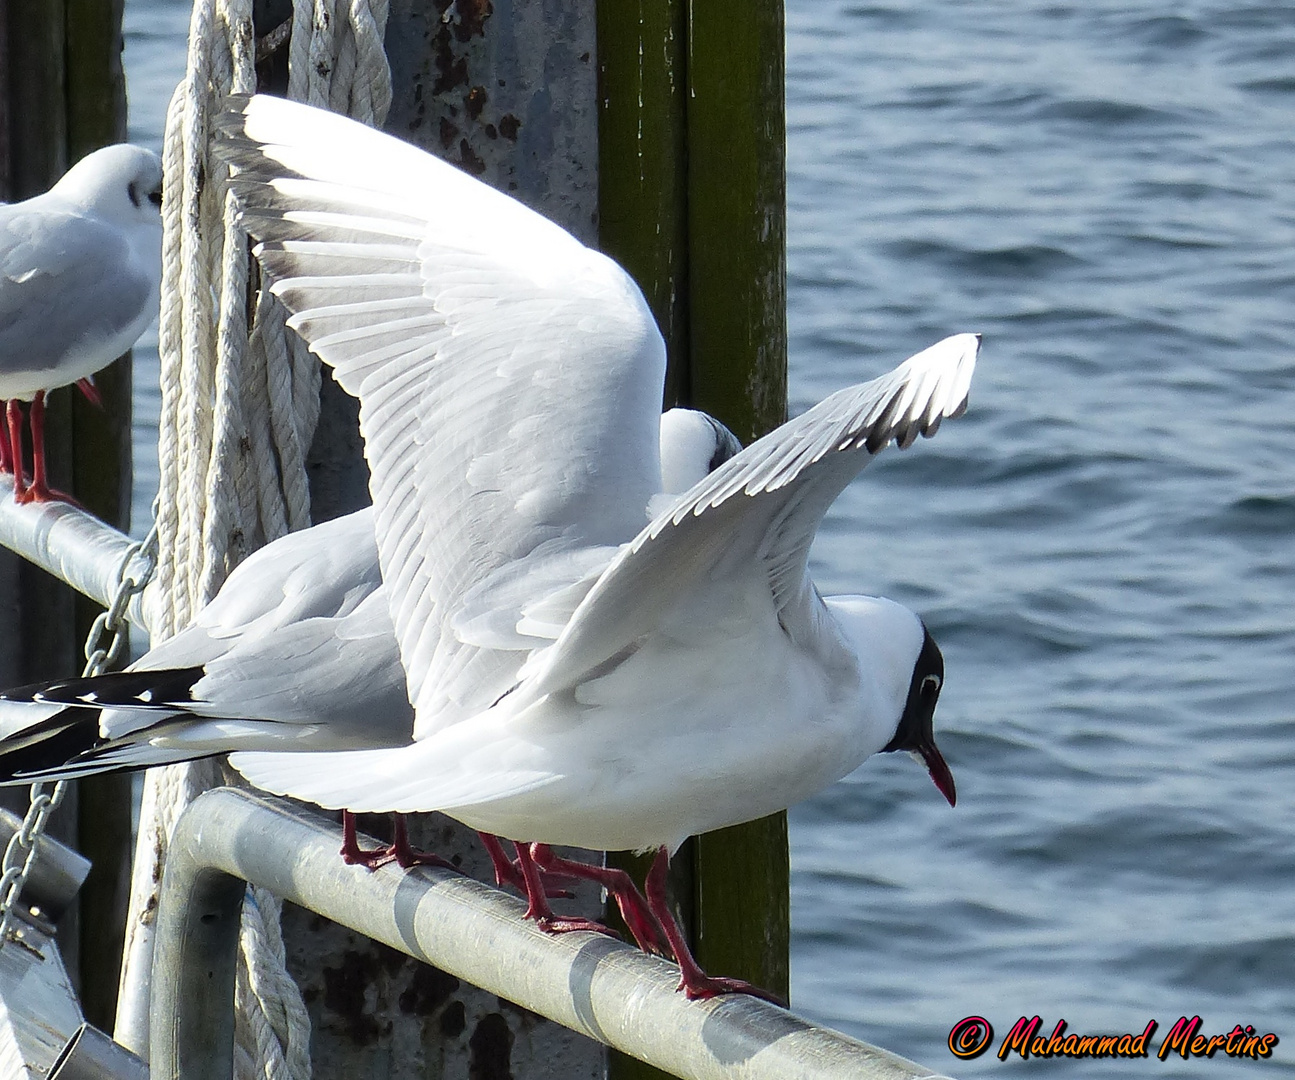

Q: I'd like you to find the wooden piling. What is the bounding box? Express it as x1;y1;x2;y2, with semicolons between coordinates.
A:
0;0;81;982
682;1;790;1007
598;6;790;1078
64;0;134;1034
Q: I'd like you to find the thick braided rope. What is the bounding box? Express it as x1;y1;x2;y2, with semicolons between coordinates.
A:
152;87;186;630
237;888;312;1080
115;0;391;1071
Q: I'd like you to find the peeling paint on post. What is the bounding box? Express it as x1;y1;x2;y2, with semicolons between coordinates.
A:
386;0;600;244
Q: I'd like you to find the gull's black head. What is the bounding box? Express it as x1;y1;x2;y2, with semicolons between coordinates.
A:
881;625;956;806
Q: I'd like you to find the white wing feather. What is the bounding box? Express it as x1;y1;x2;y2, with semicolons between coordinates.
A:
219;95;666;739
530;334;980;697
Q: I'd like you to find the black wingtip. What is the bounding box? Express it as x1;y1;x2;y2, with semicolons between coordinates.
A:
24;666;206;708
864;387;905;455
212;97;253;143
0;710;98;785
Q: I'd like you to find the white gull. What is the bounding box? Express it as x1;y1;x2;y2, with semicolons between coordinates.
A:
0;144;162;502
0;406;742;919
0;407;735;780
213;95;976;999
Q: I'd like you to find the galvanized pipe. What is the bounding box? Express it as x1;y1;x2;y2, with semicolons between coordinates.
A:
49;1023;149;1080
148;849;244;1080
0;476;152;632
0;807;90;927
152;788;955;1080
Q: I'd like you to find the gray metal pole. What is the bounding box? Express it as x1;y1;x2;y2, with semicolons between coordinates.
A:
152;788;955;1080
0;808;90;928
48;1024;149;1080
0;481;152;632
149;864;243;1080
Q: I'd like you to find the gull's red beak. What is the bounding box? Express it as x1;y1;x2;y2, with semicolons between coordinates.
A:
919;742;956;807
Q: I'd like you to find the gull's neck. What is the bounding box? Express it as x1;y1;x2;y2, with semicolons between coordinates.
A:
821;594;926;754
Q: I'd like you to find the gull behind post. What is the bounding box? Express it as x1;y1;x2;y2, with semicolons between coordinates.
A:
0;408;736;785
215;94;977;1000
0;143;162;502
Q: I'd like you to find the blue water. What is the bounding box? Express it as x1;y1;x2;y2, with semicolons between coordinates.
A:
123;2;1295;1075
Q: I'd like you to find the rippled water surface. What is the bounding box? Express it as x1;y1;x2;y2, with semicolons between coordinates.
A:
787;3;1293;1074
124;2;1294;1074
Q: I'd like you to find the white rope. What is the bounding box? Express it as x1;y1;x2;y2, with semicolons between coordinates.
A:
113;1;391;1072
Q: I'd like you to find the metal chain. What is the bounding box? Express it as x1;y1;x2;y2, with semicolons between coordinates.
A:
0;512;161;946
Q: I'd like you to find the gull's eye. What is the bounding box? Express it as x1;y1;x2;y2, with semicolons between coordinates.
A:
921;673;942;696
127;181;141;208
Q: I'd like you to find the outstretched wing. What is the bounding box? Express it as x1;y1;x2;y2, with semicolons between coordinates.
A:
217;94;667;737
530;334;980;696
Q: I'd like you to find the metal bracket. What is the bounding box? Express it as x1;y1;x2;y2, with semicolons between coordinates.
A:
0;811;91;1079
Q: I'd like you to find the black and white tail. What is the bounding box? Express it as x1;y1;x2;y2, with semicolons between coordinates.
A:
0;666;281;784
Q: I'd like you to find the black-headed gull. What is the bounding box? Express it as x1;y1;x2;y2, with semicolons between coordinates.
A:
210;94;974;1000
0;143;162;502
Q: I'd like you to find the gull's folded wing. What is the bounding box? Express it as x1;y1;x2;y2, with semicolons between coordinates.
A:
0;510;411;784
0;208;151;383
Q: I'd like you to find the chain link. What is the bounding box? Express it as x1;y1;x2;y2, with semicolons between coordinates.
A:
0;514;160;946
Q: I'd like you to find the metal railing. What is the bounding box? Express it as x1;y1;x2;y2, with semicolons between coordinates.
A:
153;788;954;1080
0;477;153;633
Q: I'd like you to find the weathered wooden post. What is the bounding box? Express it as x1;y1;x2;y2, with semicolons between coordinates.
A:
0;0;134;1030
598;5;790;1076
64;0;135;1034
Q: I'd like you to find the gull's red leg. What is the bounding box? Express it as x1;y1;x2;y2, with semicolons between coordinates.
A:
0;403;11;475
530;844;670;956
387;815;460;871
7;401;26;499
644;846;786;1005
23;392;49;502
15;392;75;504
338;810;404;870
339;811;460;872
339;809;390;868
75;377;102;408
481;832;523;889
478;832;575;899
513;842;618;939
